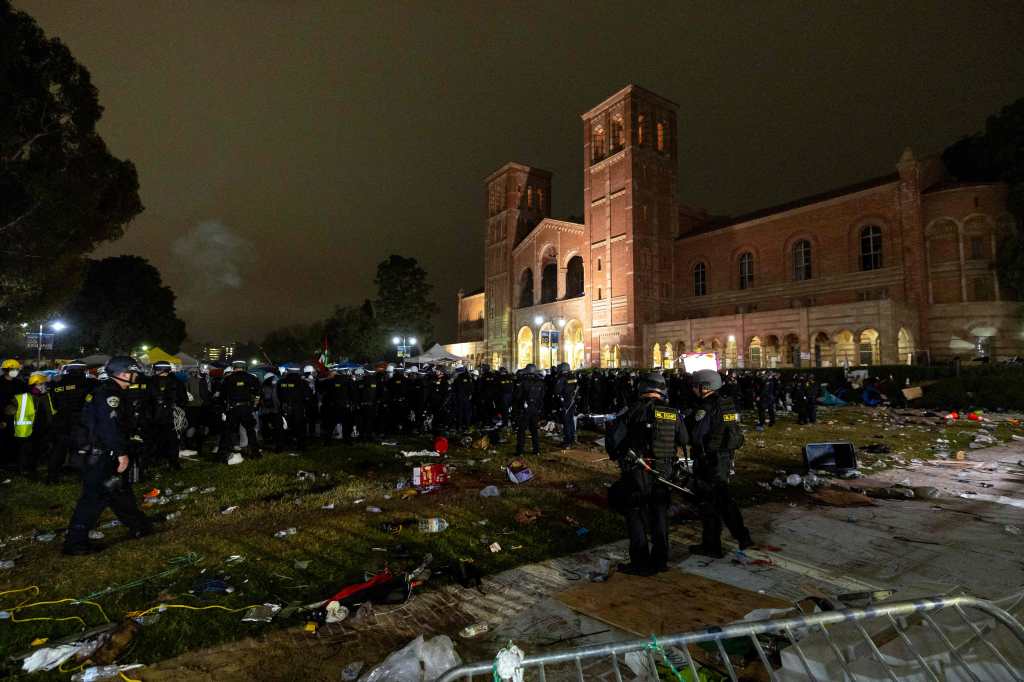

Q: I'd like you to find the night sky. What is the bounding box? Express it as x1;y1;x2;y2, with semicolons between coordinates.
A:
16;1;1024;344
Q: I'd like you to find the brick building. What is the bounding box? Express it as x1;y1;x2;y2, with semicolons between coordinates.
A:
447;84;1020;369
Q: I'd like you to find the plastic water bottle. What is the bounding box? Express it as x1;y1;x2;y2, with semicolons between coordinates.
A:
418;517;449;533
72;666;130;682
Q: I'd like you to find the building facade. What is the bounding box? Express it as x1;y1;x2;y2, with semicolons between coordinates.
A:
447;85;1021;369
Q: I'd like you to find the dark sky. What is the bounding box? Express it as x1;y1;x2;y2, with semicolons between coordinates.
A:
16;1;1024;343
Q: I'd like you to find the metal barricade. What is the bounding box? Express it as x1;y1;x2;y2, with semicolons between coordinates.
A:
437;594;1024;681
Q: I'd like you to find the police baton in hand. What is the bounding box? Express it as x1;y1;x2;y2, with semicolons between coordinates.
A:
624;450;698;500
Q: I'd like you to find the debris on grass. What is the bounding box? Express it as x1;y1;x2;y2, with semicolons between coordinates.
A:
479;485;500;497
274;527;298;538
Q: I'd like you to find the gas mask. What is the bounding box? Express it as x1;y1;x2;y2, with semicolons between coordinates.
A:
7;370;19;379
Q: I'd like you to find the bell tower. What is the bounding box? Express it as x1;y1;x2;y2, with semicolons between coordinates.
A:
582;85;678;367
483;163;552;368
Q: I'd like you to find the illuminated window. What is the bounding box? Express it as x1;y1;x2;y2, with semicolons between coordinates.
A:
526;187;533;209
637;114;645;145
656;122;665;151
693;262;707;296
536;188;544;211
793;240;812;280
592;125;607;162
611;114;624;151
860;225;882;270
739;252;754;289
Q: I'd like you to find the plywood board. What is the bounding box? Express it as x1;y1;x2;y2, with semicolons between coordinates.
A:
555;571;791;637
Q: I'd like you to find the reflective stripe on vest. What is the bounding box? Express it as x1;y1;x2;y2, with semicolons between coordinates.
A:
14;393;35;438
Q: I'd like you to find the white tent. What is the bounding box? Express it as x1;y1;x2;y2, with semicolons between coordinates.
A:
405;343;464;365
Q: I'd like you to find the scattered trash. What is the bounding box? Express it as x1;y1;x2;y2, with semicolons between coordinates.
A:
493;642;526;682
321;503;335;510
419;517;449;533
514;508;542;525
226;453;244;465
786;474;802;487
241;603;281;623
959;493;1024;509
0;560;14;570
35;532;55;543
366;506;382;513
576;527;589;537
361;635;461;682
804;442;858;473
402;450;440;458
489;542;502;553
459;622;489;638
70;664;145;682
866;487;915;500
1006;525;1022;536
341;661;364;681
955;450;967;461
506;459;534;484
588;558;611;582
412;463;449;486
913;486;940;499
221;505;239;515
164;512;181;521
88;530;104;540
274;527;298;538
294;560;310;570
325;600;349;623
479;485;500;498
296;470;316;481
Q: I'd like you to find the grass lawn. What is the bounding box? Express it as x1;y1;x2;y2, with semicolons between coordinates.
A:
0;404;1013;678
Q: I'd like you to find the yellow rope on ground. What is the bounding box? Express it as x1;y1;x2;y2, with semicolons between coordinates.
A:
126;602;262;620
119;671;142;682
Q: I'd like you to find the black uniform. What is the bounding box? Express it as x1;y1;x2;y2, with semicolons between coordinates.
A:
755;374;776;427
48;372;95;483
553;370;579;447
259;376;282;450
183;370;212;456
277;372;312;450
687;393;751;556
64;380;152;553
452;370;474;431
513;370;546;455
320;373;355;444
216;370;261;459
356;373;381;441
608;397;688;573
147;373;187;470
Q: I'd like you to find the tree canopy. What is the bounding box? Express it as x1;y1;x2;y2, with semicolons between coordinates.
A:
0;1;143;325
373;255;439;346
60;256;186;354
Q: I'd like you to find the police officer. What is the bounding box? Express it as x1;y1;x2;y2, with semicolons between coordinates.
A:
553;363;579;448
755;371;776;430
277;366;311;451
63;356;153;556
686;369;752;559
607;371;688;575
512;364;545;456
215;360;262;462
183;365;212;457
148;360;186;470
47;362;95;484
319;369;354;445
258;372;282;450
452;367;474;432
354;367;380;441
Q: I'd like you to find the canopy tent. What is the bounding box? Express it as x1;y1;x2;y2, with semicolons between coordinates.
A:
405;343;464;365
175;352;200;368
140;346;181;366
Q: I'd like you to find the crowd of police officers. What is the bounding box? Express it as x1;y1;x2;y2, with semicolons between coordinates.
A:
1;353;836;563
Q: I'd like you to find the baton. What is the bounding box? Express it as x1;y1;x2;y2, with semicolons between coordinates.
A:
625;451;697;498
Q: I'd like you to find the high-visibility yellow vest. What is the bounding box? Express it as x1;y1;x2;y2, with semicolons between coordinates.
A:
13;393;35;438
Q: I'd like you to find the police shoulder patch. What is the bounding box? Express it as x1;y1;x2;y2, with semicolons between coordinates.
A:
85;394;93;403
106;396;120;408
654;407;677;421
694;409;706;422
723;412;739;422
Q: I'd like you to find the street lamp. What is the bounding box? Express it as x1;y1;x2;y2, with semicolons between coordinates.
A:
36;320;67;364
392;335;418;365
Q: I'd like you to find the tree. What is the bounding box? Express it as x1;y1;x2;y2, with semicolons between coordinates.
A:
324;299;383;363
260;322;324;365
59;256;186;354
0;1;143;325
373;255;439;347
942;97;1024;298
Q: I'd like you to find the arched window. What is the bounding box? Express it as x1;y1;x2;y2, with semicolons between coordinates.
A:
540;247;558;303
656;122;665;151
693;262;707;296
860;225;882;271
738;252;754;290
859;329;880;365
526;187;533;209
565;256;584;298
748;337;762;368
611;114;624;152
793;240;812;281
652;343;662;369
536;188;544;212
518;269;534;308
516;326;533;369
637;114;645;145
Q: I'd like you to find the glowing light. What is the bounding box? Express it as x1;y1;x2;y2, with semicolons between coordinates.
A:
408;337;417;346
392;336;401;345
141;345;149;352
728;335;735;343
533;315;544;326
51;321;67;332
557;318;566;328
19;322;28;328
250;359;258;365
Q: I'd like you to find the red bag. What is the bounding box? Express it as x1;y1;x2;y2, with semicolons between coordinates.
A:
413;463;449;486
